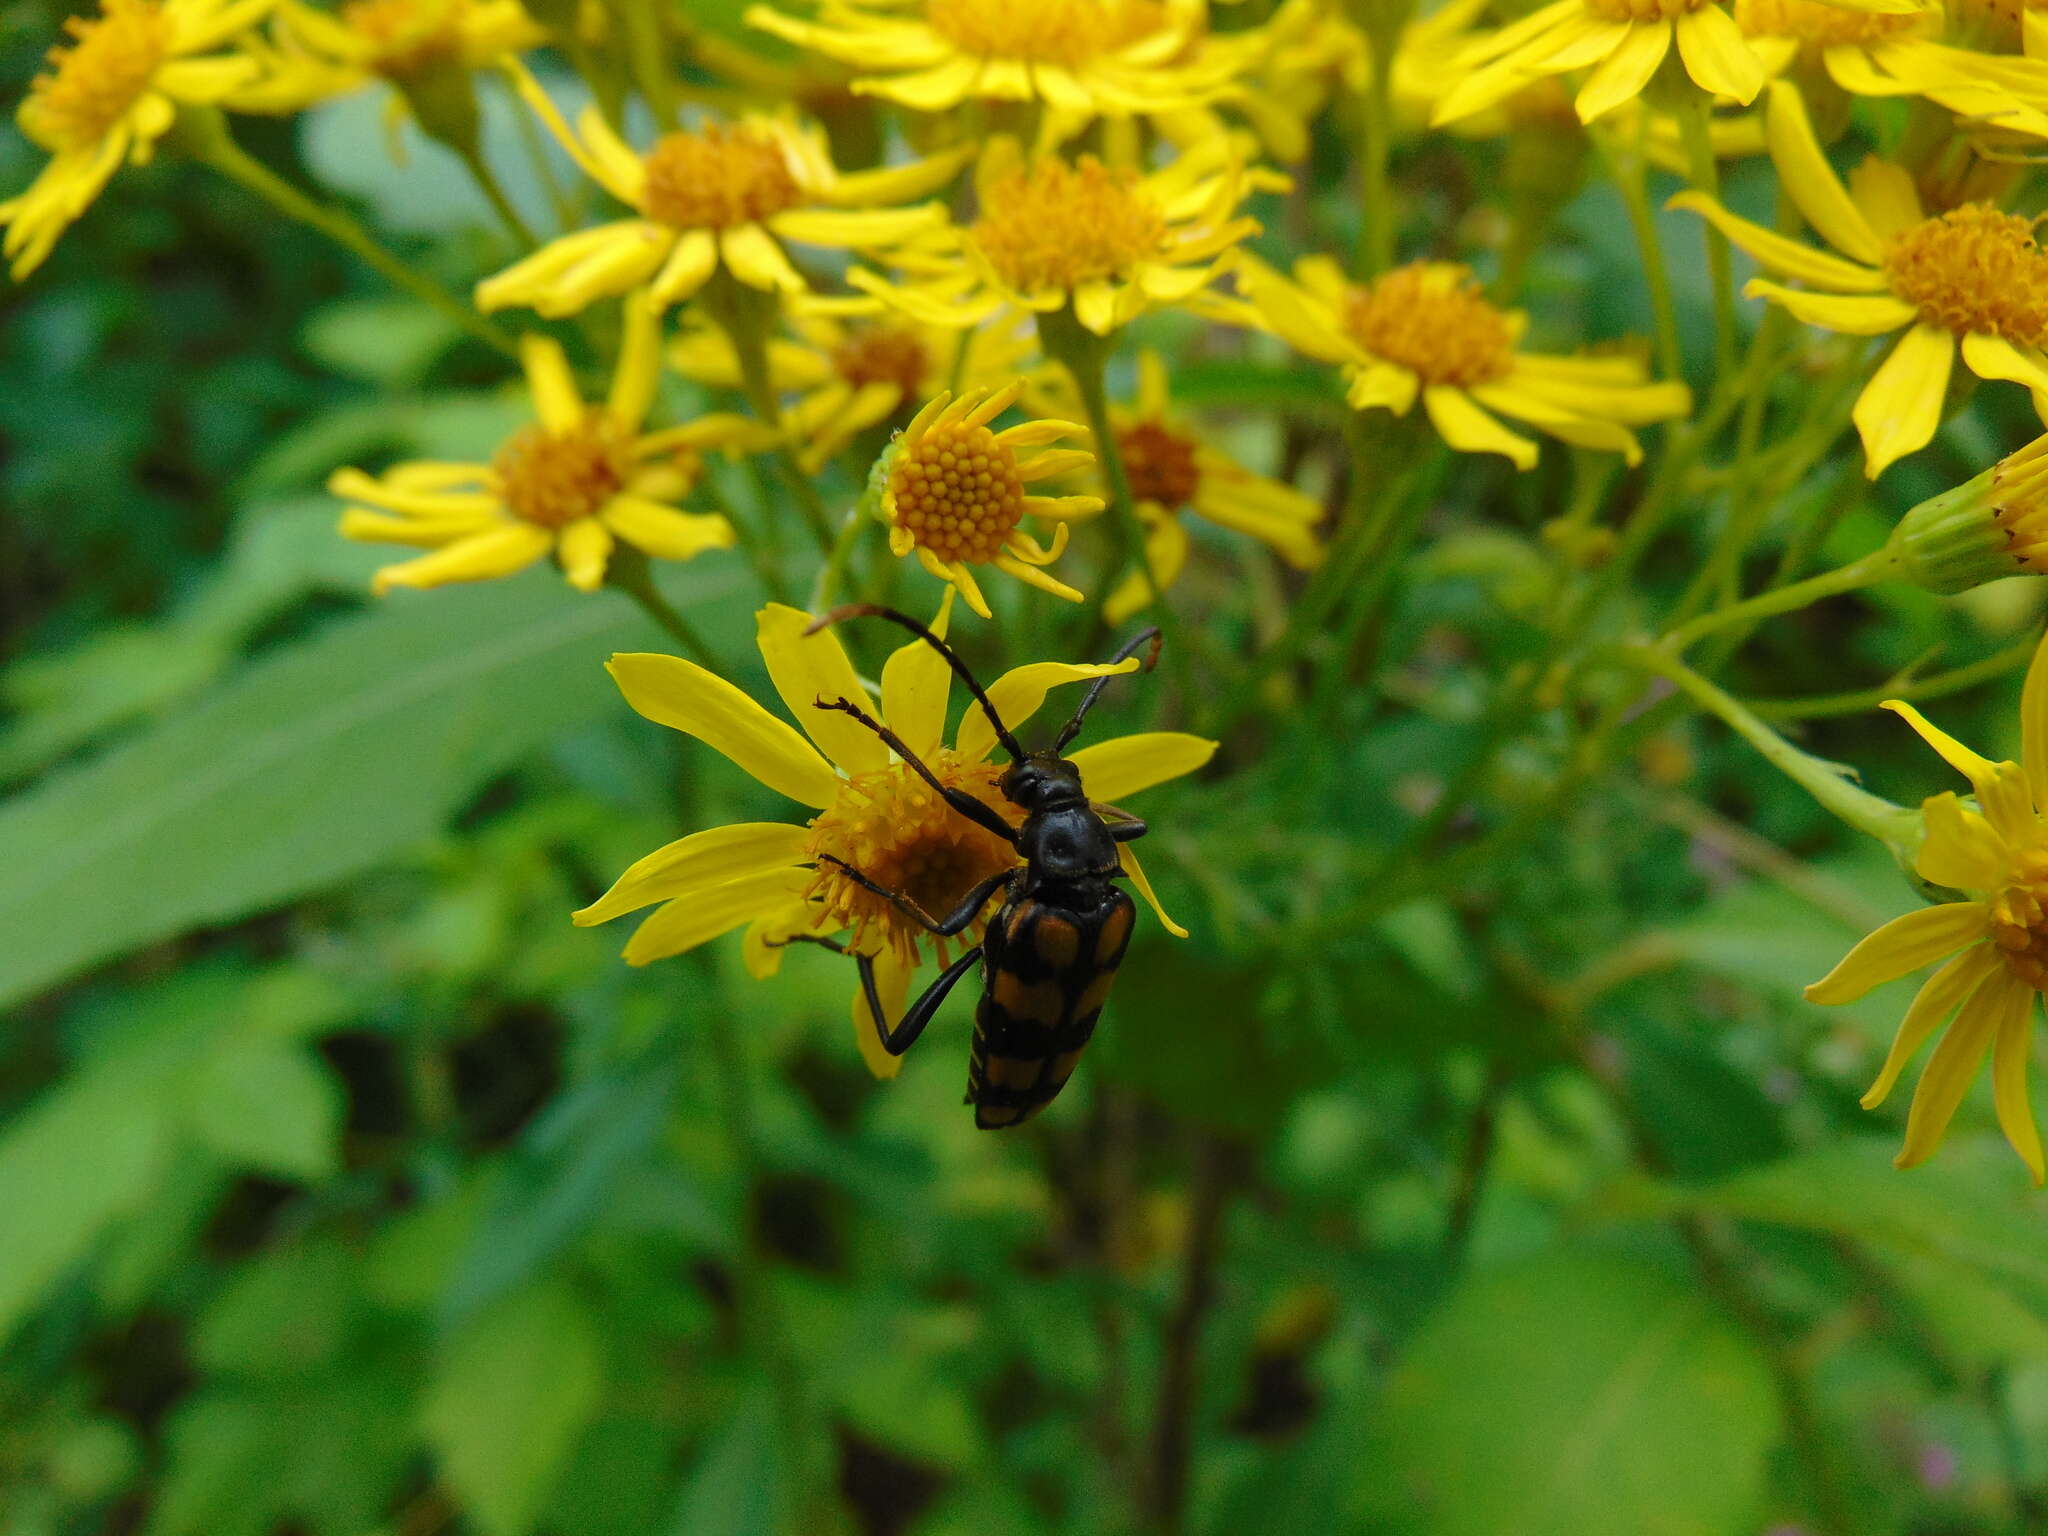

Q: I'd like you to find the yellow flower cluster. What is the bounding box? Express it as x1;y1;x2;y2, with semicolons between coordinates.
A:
20;0;2048;1151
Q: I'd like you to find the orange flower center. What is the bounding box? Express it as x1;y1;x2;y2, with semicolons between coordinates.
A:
832;326;930;398
19;0;169;154
340;0;467;73
887;415;1028;564
1990;846;2048;989
1734;0;1921;44
640;126;801;231
1118;420;1201;509
925;0;1165;66
1883;205;2048;349
971;155;1170;294
804;750;1017;965
1581;0;1712;20
1343;264;1515;388
494;414;631;527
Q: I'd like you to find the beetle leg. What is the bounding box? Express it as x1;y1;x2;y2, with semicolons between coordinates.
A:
1095;801;1148;842
874;945;983;1056
814;857;1014;937
813;695;1021;846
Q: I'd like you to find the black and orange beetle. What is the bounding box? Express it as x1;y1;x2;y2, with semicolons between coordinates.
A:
800;604;1162;1129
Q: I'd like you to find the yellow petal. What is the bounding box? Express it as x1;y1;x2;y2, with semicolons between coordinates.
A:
2023;629;2048;811
608;292;663;431
622;866;815;965
602;498;736;561
852;947;915;1081
1423;386;1538;469
878;589;955;762
1574;19;1671;122
956;659;1142;763
1675;7;1763;106
1120;840;1187;939
574;822;811;925
1992;982;2045;1184
521;333;583;432
1915;794;2011;892
605;652;842;808
1847;155;1923;239
721;223;804;293
1069;732;1217;802
1884;700;2033;842
1805;900;1990;1004
755;604;889;775
1896;970;2011;1169
1742;281;1913;335
1853;323;1954;479
1961;331;2048;395
1862;943;2001;1108
1347;362;1419;414
651;228;720;306
557;516;613;592
1666;191;1889;291
1882;699;2000;785
1763;80;1880;263
370;523;553;594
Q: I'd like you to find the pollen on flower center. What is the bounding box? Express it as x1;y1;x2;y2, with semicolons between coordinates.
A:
1734;0;1919;44
832;326;929;397
971;156;1171;294
804;751;1016;963
19;0;170;154
925;0;1163;66
1343;264;1515;388
1119;421;1201;509
1883;206;2048;348
1990;845;2048;989
340;0;466;73
493;414;631;527
1581;0;1712;22
640;126;801;231
887;414;1028;563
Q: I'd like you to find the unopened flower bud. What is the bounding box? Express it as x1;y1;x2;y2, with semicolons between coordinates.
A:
1887;435;2048;595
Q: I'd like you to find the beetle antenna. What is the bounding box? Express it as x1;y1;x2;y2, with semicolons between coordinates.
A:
807;603;1028;761
1053;628;1161;751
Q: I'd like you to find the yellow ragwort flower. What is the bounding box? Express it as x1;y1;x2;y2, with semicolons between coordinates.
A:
1674;82;2048;478
474;60;969;318
243;0;543;111
1;0;270;279
333;296;764;593
572;601;1211;1077
1431;0;1913;127
1036;349;1325;622
1240;256;1691;468
742;0;1239;122
1737;0;2048;137
874;381;1104;618
1804;626;2048;1185
667;302;1036;470
851;138;1279;337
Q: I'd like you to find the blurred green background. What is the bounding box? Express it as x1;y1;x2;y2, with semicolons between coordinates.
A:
8;6;2048;1533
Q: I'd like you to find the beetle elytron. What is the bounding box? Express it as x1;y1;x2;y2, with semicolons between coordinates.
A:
798;604;1162;1129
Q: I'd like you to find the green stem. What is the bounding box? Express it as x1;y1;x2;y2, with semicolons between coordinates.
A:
1660;546;1896;654
1356;28;1398;275
1037;308;1156;614
616;0;679;129
181;109;518;359
709;277;837;555
1599;121;1683;385
457;143;538;246
607;550;719;664
809;508;868;612
1753;629;2042;720
1676;92;1734;379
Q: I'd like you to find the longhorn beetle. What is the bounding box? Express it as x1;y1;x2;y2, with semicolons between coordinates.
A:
798;604;1162;1129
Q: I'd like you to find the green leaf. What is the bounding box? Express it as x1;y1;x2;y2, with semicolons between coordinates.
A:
0;1057;176;1345
1366;1249;1780;1536
194;1240;360;1380
0;567;737;1010
181;1043;343;1181
666;1386;788;1536
420;1280;606;1536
